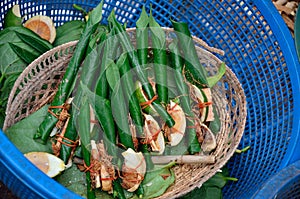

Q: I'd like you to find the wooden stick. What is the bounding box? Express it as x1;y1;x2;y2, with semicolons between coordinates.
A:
151;155;216;164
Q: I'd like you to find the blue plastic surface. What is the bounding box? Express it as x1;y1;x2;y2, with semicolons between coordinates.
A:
253;160;300;199
0;0;300;199
0;130;82;199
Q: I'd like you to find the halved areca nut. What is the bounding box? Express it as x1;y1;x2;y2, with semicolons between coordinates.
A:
143;114;165;154
165;101;186;146
191;85;214;122
97;141;115;193
200;122;217;153
24;15;56;43
24;152;65;178
91;140;101;189
155;131;165;155
121;148;146;192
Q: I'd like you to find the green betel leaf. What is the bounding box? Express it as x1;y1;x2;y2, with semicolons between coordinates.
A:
182;186;222;199
77;96;91;151
9;42;40;64
55;164;87;197
106;59;121;91
0;43;26;75
207;62;226;88
180;167;233;199
171;20;209;88
54;20;86;47
138;162;176;199
136;6;149;29
88;1;103;26
149;10;166;50
106;60;134;149
203;172;227;189
15;31;52;53
0;26;53;129
5;105;52;153
209;105;221;134
0;26;51;77
56;158;114;199
80;82;117;157
136;6;149;69
77;95;95;199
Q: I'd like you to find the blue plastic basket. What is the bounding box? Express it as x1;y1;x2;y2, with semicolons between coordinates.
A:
0;0;300;198
253;160;300;199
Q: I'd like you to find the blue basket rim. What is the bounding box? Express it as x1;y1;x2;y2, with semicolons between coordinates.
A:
255;0;300;168
252;159;300;199
0;130;82;199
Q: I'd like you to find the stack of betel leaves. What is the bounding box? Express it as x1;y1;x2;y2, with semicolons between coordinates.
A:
4;1;239;199
0;4;85;128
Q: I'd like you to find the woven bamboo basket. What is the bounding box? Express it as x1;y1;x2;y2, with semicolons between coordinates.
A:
3;28;247;198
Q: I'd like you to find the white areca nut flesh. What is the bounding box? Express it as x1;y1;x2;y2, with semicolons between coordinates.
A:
166;101;186;146
24;152;65;178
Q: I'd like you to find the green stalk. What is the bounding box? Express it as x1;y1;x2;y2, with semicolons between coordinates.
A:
149;10;168;104
108;10;175;128
78;96;95;199
171;20;209;89
59;41;105;163
94;30;119;98
169;40;201;154
73;4;88;19
86;25;107;54
83;72;126;199
117;53;153;194
117;53;154;169
81;82;117;158
34;1;104;143
117;53;144;138
136;6;149;71
106;59;135;149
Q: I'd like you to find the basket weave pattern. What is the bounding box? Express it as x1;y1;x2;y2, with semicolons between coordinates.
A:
3;42;77;130
4;28;247;198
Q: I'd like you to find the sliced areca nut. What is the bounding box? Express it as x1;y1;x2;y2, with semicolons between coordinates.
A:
121;148;146;192
97;141;114;193
143;114;165;154
24;152;65;178
200;122;217;153
191;85;214;122
135;81;158;116
100;164;113;192
24;15;56;43
155;131;165;155
91;140;101;189
165;101;186;146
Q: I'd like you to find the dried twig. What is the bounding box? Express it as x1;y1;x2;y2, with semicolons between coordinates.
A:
151;155;216;164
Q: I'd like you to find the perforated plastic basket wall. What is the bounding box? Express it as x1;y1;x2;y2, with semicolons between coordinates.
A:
0;0;300;199
253;160;300;199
